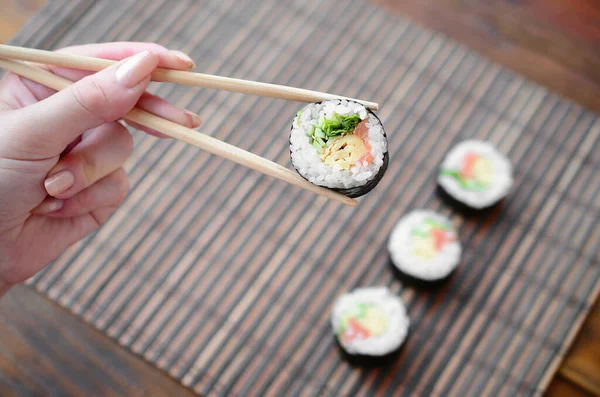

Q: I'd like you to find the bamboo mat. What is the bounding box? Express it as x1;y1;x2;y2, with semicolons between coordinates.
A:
15;0;600;396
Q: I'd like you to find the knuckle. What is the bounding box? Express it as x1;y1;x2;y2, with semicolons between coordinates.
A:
76;187;93;209
72;152;98;187
71;77;111;123
55;153;96;192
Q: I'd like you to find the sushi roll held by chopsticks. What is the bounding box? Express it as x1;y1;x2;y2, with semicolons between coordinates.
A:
0;45;386;208
290;99;389;198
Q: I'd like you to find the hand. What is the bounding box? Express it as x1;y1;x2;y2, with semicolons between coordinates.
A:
0;42;202;295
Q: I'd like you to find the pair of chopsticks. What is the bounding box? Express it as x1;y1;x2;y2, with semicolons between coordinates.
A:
0;45;380;207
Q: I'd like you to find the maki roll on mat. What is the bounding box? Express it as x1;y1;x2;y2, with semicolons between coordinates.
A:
437;140;513;209
331;287;409;360
290;99;388;198
388;210;461;281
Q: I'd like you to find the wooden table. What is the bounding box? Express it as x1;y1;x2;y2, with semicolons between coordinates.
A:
0;1;598;396
372;0;600;115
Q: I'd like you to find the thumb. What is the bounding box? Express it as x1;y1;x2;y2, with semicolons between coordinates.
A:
10;50;159;157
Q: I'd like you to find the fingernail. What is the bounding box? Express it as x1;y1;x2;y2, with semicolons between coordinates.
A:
185;110;203;128
35;198;64;214
45;170;74;197
171;50;195;69
115;50;155;88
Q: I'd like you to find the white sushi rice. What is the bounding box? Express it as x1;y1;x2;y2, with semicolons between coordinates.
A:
388;210;461;281
290;99;387;189
331;287;409;356
437;140;513;209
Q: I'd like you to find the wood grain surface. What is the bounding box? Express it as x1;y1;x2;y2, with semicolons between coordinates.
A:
0;284;596;397
0;285;197;397
547;376;595;397
372;0;600;114
558;298;600;395
0;0;598;396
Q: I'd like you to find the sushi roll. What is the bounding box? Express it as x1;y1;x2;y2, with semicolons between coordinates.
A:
290;99;389;198
331;287;409;359
388;210;461;281
437;140;513;209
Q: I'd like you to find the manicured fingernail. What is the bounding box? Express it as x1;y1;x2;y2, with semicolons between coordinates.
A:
115;50;155;88
35;198;64;214
185;110;203;128
171;50;195;68
45;170;74;197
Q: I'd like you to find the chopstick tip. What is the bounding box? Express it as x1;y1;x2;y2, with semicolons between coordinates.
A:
346;197;359;207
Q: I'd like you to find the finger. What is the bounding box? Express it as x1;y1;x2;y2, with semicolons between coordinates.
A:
56;42;195;76
44;122;133;199
5;50;157;158
124;92;202;137
5;75;202;140
0;72;42;110
11;83;203;139
20;42;195;101
34;168;129;218
25;204;121;270
31;197;64;214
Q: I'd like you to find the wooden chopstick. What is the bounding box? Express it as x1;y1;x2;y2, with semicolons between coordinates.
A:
0;58;358;207
0;44;379;111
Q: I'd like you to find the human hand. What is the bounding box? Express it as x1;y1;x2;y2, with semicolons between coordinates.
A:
0;42;202;295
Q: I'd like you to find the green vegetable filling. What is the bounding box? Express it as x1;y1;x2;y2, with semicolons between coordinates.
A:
321;113;361;137
411;218;450;237
439;169;488;191
305;112;362;150
312;140;324;154
295;110;304;126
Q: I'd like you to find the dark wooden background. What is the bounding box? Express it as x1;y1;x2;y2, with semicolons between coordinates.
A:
373;0;600;114
0;0;598;396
